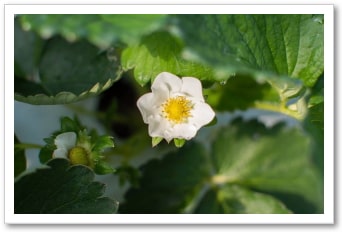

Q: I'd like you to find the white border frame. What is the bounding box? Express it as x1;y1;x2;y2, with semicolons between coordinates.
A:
5;4;334;224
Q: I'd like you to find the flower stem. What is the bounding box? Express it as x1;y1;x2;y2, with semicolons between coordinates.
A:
15;143;43;150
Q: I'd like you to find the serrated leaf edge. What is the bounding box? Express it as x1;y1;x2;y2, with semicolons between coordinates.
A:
14;78;116;105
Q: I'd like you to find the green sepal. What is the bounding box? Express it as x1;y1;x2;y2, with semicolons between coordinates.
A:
94;161;116;175
174;138;186;148
39;145;55;164
60;116;83;133
92;135;115;152
152;137;163;147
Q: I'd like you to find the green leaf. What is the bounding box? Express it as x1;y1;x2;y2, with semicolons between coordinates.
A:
170;15;323;119
211;118;323;213
121;31;215;86
15;159;119;213
195;185;290;214
304;102;324;176
14;36;122;105
173;15;323;88
304;74;323;175
121;118;322;214
19;14;167;48
120;142;211;213
14;135;27;178
205;74;279;111
116;165;141;188
14;18;44;78
307;102;324;132
98;15;167;45
39;37;119;95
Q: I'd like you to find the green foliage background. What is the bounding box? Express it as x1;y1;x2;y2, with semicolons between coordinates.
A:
14;14;324;214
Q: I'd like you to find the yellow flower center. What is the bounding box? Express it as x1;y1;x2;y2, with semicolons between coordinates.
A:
162;96;193;124
68;146;89;165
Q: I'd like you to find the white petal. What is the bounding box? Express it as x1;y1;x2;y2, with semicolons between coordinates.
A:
190;102;216;129
147;117;197;142
54;132;77;150
137;93;160;123
147;115;170;139
181;77;204;101
53;148;68;158
167;124;198;141
151;72;182;98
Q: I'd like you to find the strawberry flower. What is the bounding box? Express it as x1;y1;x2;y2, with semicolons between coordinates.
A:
137;72;215;146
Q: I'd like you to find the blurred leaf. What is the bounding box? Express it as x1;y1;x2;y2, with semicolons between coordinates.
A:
309;74;324;106
205;74;279;111
307;102;324;132
195;185;290;214
14;135;26;178
305;73;324;175
14;19;44;78
94;160;116;175
212;118;323;213
15;159;118;213
15;36;122;105
305;102;324;176
173;15;323;88
121;31;215;86
39;37;119;95
19;14;167;48
116;165;141;188
120;142;211;213
98;15;167;45
14;77;49;96
121;119;322;214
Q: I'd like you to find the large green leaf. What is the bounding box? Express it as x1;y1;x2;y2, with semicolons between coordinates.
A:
14;135;26;178
195;185;290;214
19;14;167;48
173;15;324;88
121;119;322;214
15;159;118;213
14;34;122;105
120;142;211;213
211;118;323;213
121;31;215;86
14;19;44;79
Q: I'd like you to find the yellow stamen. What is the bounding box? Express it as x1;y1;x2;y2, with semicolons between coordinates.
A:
162;96;193;124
